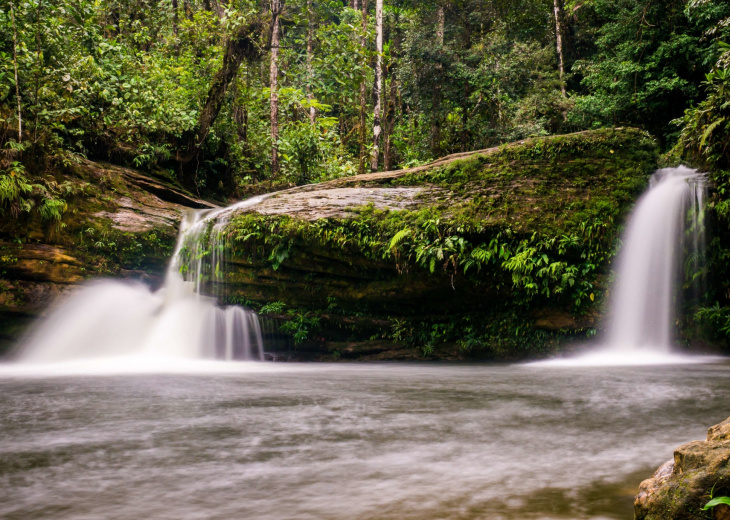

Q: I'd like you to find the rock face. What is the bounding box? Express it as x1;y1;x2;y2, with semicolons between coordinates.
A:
635;416;730;520
186;128;660;360
0;159;214;352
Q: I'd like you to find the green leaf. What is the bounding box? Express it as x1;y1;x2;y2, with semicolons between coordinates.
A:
703;497;730;510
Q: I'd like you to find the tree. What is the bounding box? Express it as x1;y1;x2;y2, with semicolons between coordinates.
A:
370;0;383;171
270;0;285;176
9;0;22;143
553;0;566;97
180;16;265;165
306;0;315;124
358;0;369;174
569;0;730;142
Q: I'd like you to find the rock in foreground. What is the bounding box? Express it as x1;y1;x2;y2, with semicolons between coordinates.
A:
635;416;730;520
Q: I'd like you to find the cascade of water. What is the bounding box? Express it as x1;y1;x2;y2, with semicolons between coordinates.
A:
604;166;707;352
15;196;267;364
533;166;712;367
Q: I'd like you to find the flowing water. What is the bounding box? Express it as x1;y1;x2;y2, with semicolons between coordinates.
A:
542;166;709;366
605;166;706;351
1;362;730;520
14;197;268;365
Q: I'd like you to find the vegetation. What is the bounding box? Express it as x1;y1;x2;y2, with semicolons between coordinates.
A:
0;0;728;194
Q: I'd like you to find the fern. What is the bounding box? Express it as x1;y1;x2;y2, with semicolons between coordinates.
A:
388;228;411;250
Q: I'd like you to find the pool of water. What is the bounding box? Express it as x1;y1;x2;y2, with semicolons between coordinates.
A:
1;361;729;519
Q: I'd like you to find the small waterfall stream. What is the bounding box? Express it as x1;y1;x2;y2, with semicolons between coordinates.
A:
539;166;711;366
605;166;707;351
15;197;267;365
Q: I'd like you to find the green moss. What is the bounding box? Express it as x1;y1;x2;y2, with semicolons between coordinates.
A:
74;220;175;275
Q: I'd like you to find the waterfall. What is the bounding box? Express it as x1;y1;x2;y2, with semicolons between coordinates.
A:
14;197;266;365
604;166;706;352
534;166;712;366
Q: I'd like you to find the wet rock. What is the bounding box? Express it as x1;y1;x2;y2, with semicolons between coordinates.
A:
635;416;730;520
253;186;429;220
532;309;577;330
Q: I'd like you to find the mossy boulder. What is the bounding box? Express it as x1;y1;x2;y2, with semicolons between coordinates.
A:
189;128;659;360
635;416;730;520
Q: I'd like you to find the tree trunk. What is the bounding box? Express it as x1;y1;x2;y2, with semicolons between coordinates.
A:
172;0;179;42
436;4;444;44
10;0;22;143
183;0;193;21
383;67;398;171
33;0;44;144
358;0;368;175
430;4;445;156
210;0;225;19
233;75;248;143
178;17;263;164
306;0;315;124
383;20;400;172
553;0;566;97
270;0;284;177
370;0;383;171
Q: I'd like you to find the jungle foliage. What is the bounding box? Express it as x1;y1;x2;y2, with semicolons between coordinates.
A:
1;0;729;199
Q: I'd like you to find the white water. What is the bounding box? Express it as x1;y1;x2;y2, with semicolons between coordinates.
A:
14;197;267;365
539;166;710;367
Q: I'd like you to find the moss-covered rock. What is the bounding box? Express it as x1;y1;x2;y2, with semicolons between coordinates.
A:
635;416;730;520
189;128;659;360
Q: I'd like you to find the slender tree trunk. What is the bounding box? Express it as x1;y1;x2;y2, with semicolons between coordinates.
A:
383;20;400;172
10;0;22;143
183;0;193;20
210;0;225;18
33;0;44;144
270;0;284;177
358;0;368;175
553;0;566;97
431;4;445;156
383;68;398;171
370;0;383;171
436;4;444;43
172;0;179;42
352;0;359;10
306;0;315;124
232;67;249;140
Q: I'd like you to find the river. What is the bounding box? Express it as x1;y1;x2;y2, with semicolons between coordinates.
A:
1;360;728;519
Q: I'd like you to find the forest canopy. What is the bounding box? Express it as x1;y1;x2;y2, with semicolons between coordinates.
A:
1;0;729;198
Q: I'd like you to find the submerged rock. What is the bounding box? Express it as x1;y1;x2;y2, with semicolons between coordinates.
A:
635;416;730;520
